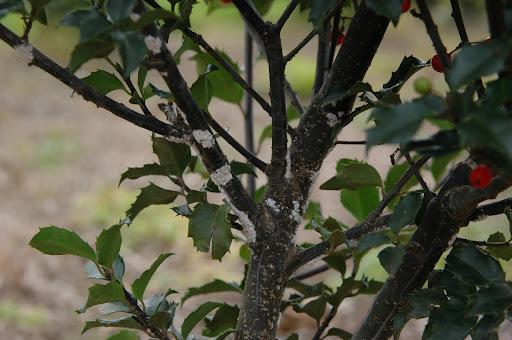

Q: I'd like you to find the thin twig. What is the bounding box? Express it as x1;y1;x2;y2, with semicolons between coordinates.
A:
314;21;329;94
285;79;305;115
275;0;301;31
403;152;433;200
416;0;451;71
204;111;268;173
334;140;366;145
291;264;330;280
312;306;338;340
366;155;430;224
0;24;177;137
107;57;153;116
244;28;257;194
284;29;317;63
449;0;485;97
328;8;342;69
180;26;272;114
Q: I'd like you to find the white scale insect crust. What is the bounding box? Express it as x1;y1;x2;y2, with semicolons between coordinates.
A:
144;35;162;54
167;134;189;145
224;194;256;243
192;129;215;149
210;164;233;187
285;151;292;180
291;200;302;222
326;113;340;127
265;198;280;213
15;43;34;61
129;13;141;22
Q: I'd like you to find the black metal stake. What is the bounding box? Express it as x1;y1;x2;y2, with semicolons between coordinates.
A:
244;28;256;196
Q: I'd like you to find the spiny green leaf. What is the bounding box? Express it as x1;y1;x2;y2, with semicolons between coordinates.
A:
182;279;242;304
378;245;405;275
131;252;173;300
357;232;390;253
383;55;428;91
69;40;115;73
106;330;140;340
301;296;326;323
182;301;223;338
152;135;191;177
82;316;141;334
389;191;423;234
448;38;512;88
203;304;239;337
188;203;233;260
105;0;136;22
81;281;127;313
364;0;403;25
119;163;169;186
367;95;445;147
340;186;380;222
61;10;111;43
30;226;97;261
321;160;382;190
126;183;178;221
82;70;126;95
111;31;146;76
96;224;122;268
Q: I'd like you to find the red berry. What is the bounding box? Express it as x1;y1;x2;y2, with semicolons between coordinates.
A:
401;0;411;13
336;33;345;46
431;53;451;73
329;30;345;46
469;164;493;189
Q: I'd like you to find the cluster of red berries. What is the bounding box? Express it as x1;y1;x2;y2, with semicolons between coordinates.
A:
469;164;493;189
401;0;411;12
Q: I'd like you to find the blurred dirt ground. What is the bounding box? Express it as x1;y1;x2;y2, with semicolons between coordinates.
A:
1;2;511;339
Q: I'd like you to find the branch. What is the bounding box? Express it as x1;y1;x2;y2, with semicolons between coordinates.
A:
231;0;268;36
291;264;329;281
404;152;433;200
287;195;512;275
416;0;451;71
275;0;301;31
313;22;329;94
180;26;272;114
449;0;485;97
352;170;512;339
485;0;507;38
244;29;256;196
0;24;182;139
285;79;305;115
284;29;317;63
204;111;268;173
334;140;366;145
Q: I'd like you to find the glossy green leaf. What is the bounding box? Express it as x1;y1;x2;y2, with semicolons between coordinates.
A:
85;261;105;280
325;328;352;339
98;301;133;316
309;0;336;27
321;159;382;190
105;0;136;22
469;282;512;315
301;296;326;323
126;183;178;221
188;203;233;260
357;232;390;253
82;70;126;95
69;40;115;73
96;224;122;268
131;252;173;300
113;255;125;281
486;232;512;261
182;279;242;304
446;243;504;285
383;55;428;90
367;95;445;147
119;163;169;186
30;226;97;261
389;191;423;233
61;10;111;43
106;330;140;340
81;281;127;312
82;316;141;334
340;186;380;222
111;31;146;76
378;245;405;275
190;67;214;110
364;0;403;25
431;151;459;182
448;39;512;88
152;135;191;176
422;298;477;340
182;301;223;338
323;251;347;274
203;304;239;337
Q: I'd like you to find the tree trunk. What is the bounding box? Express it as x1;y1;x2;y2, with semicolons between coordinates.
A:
235;228;294;339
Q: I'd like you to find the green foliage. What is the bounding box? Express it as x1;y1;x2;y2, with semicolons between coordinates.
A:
182;279;242;304
181;301;223;338
320;159;382;190
29;226;97;261
389;191;423;234
82;70;127;95
364;0;403;25
131;253;173;300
